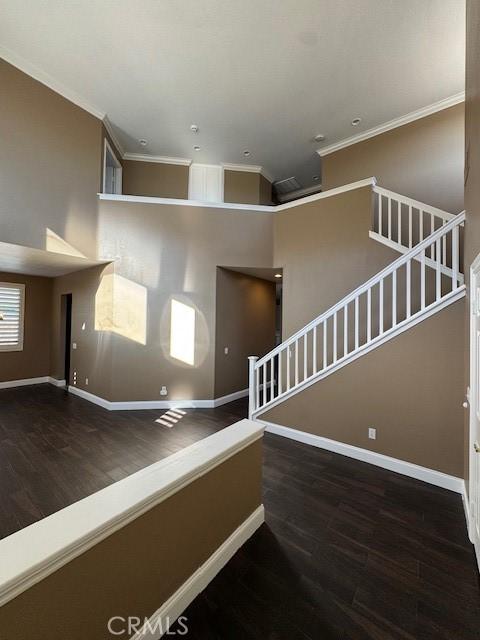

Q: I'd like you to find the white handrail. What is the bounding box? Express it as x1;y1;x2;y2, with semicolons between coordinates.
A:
250;211;465;416
257;211;464;367
373;186;456;222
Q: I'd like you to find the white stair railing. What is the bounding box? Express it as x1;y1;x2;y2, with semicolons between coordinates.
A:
249;211;465;419
370;186;463;283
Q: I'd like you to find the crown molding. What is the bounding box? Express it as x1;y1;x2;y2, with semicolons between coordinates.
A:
222;163;274;184
123;152;192;167
316;92;465;157
0;46;105;121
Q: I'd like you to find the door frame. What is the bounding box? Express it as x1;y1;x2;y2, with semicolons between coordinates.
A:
468;252;480;562
102;138;122;195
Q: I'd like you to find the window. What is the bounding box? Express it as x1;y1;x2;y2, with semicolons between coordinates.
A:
0;283;25;352
103;138;123;195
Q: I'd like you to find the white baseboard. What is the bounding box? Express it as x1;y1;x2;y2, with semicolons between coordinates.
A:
0;377;66;390
0;376;50;389
259;420;464;494
463;481;473;543
212;388;248;407
48;377;66;387
67;386;248;411
131;505;265;639
67;385;111;409
1;377;247;411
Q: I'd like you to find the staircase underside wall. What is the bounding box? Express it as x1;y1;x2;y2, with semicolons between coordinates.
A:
262;299;465;478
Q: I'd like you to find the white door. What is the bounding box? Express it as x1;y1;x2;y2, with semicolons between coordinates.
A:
469;254;480;565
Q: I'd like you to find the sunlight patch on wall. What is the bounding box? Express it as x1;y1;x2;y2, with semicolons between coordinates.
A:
46;228;86;258
170;299;195;365
95;273;147;345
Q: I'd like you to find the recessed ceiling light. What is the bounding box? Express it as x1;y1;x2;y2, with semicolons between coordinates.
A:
190;124;199;133
314;134;325;142
312;175;320;181
274;273;282;278
139;139;148;146
351;118;362;126
193;145;201;151
243;150;250;157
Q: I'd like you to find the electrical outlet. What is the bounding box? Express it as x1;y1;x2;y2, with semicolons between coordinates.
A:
72;342;77;350
85;377;89;386
224;347;229;355
368;427;376;440
160;386;168;396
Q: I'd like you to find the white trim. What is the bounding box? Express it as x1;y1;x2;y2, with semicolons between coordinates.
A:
0;419;264;608
212;388;249;407
67;385;111;409
274;177;376;211
67;385;248;411
253;285;465;417
98;192;274;213
369;231;465;284
373;185;457;220
48;377;66;387
102;138;123;195
0;377;66;390
317;92;465;157
131;505;264;640
0;376;49;389
98;177;377;213
0;377;67;390
259;420;463;493
222;163;273;184
463;481;473;543
0;282;25;352
123;153;192;167
468;253;480;560
0;45;105;120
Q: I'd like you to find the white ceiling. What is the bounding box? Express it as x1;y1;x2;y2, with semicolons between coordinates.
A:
0;0;465;188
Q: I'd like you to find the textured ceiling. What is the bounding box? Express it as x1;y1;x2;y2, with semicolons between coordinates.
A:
0;0;465;188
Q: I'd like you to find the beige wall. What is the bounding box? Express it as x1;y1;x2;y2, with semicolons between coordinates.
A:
122;160;189;199
264;301;464;477
224;170;273;205
51;264;114;399
321;104;465;214
51;201;274;402
275;187;395;335
214;269;276;398
269;185;465;477
0;272;52;383
0;60;102;259
464;0;480;485
0;439;262;639
259;174;274;205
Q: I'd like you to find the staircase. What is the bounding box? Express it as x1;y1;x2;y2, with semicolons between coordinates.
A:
248;184;466;419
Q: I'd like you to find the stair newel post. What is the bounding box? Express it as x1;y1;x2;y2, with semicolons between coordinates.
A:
248;356;259;420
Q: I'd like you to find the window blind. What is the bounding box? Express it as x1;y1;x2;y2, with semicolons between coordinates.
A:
0;284;24;352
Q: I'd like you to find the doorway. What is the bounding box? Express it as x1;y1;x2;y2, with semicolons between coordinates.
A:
469;254;480;568
61;293;72;387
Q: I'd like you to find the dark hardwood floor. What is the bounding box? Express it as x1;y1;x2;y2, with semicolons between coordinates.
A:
0;383;246;539
174;434;480;639
1;384;479;638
